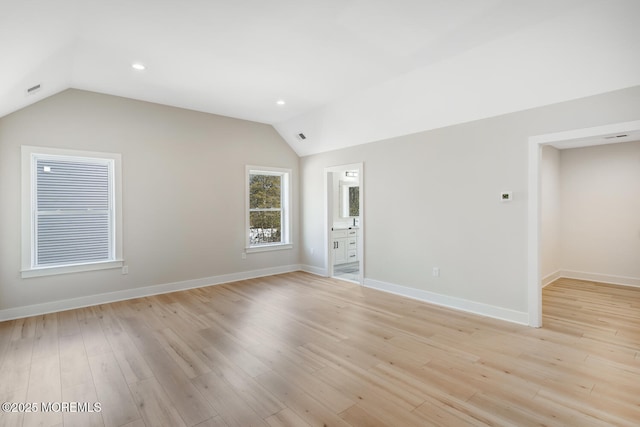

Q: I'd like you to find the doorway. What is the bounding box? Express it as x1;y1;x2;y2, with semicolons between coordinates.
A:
325;163;364;284
527;119;640;327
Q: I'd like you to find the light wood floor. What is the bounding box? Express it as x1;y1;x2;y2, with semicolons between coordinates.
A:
0;273;639;427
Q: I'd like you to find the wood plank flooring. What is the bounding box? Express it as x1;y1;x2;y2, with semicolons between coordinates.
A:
0;273;638;426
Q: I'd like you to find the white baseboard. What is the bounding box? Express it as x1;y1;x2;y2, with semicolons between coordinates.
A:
0;264;301;322
13;265;631;325
299;264;327;277
363;278;529;325
558;270;640;288
542;270;562;288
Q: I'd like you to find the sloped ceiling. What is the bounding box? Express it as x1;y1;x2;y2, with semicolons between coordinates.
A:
2;0;639;156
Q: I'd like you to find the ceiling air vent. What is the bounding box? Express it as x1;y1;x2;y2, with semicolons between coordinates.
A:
604;134;628;140
26;84;42;95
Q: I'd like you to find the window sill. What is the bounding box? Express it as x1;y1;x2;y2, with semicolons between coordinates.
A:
245;243;293;254
21;259;124;279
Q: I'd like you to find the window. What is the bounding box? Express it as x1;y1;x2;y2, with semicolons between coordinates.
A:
21;146;123;278
246;166;292;252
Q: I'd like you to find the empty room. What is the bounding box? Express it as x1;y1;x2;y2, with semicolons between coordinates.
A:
1;1;639;426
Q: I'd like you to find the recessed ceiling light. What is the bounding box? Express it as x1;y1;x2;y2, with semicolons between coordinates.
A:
131;63;146;71
276;99;286;106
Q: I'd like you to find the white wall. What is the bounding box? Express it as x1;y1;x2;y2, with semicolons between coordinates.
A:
558;140;640;285
300;85;640;324
540;145;561;285
0;89;300;316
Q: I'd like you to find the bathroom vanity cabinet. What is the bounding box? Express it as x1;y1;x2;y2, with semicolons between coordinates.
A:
332;228;358;265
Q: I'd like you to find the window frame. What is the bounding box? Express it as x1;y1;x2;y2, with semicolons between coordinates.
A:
245;165;292;253
21;146;124;278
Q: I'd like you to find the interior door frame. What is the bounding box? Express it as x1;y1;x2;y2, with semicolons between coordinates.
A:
527;119;640;327
324;162;364;284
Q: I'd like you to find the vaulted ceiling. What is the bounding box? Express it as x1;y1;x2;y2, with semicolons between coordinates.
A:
2;0;639;156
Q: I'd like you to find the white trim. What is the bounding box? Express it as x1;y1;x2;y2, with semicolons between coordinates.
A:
246;165;292;249
245;243;293;254
527;139;542;327
542;270;561;288
364;278;528;325
0;264;301;322
527;119;640;328
324;169;333;278
20;145;124;278
300;264;327;277
557;270;640;288
21;259;124;278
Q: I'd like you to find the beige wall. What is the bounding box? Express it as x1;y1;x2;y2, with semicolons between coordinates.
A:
2;85;639;320
0;89;299;312
300;86;640;318
540;145;561;284
559;140;640;283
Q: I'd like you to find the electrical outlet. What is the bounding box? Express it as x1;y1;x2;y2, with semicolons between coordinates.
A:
241;252;247;259
432;267;440;277
122;265;128;275
310;247;314;255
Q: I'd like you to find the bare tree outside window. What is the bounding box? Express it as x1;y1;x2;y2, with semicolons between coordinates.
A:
249;173;282;245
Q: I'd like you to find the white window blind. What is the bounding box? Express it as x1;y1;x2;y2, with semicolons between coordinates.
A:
21;146;123;278
34;156;115;267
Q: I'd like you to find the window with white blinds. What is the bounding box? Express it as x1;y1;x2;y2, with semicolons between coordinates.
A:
35;156;113;266
21;146;123;278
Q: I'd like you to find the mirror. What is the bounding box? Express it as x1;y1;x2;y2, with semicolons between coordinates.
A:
340;182;359;218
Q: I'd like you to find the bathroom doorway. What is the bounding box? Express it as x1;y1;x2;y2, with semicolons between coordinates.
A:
325;163;364;284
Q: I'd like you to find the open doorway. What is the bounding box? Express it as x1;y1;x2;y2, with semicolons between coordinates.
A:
528;120;640;327
325;163;364;284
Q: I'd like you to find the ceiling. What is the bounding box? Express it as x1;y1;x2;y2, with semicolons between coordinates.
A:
2;0;639;156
